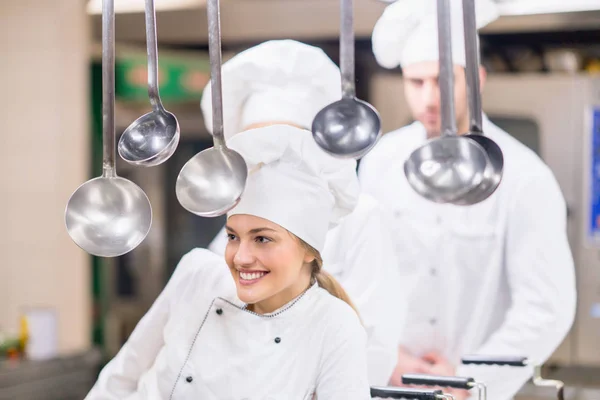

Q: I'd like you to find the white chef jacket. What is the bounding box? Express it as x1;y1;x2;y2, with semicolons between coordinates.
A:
209;194;405;386
85;248;371;400
358;115;576;400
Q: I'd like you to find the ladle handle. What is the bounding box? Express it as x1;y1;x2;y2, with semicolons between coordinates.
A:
102;0;116;176
207;0;226;147
340;0;355;99
461;355;529;367
402;374;475;390
370;387;443;399
437;0;457;137
462;0;483;134
145;0;163;110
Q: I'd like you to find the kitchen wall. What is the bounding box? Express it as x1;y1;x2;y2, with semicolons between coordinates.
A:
0;0;92;355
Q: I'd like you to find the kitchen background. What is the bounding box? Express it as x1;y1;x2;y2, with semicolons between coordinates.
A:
2;0;600;398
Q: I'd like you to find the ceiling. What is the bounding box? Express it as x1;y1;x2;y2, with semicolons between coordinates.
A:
87;0;600;46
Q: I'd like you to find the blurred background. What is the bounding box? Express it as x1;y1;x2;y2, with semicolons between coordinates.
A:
3;0;600;398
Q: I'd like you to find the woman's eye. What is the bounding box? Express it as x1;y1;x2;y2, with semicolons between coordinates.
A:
227;234;237;241
255;236;271;244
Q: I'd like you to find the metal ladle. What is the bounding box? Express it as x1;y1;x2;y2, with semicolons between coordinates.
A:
403;0;489;204
450;0;503;206
311;0;382;159
65;0;152;257
118;0;180;167
175;0;247;217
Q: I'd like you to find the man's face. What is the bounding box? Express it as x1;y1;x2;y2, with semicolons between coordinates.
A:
402;61;475;137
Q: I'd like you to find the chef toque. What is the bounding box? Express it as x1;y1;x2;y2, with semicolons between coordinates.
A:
226;125;359;253
371;0;499;69
201;39;341;140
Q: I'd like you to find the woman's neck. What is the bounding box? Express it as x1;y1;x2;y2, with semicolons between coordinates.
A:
249;271;312;315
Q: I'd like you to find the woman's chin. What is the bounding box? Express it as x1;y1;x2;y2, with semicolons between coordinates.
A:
233;270;272;304
236;282;267;305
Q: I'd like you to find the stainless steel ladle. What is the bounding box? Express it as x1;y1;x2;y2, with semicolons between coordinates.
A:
450;0;504;206
403;0;489;204
118;0;180;167
311;0;382;159
65;0;152;257
175;0;247;217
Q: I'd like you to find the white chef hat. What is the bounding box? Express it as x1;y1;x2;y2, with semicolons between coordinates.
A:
372;0;499;69
201;39;341;140
225;125;359;253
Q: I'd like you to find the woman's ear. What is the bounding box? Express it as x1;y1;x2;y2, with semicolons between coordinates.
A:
303;252;316;264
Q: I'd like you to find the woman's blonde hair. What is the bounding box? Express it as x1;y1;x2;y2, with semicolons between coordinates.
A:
296;237;360;317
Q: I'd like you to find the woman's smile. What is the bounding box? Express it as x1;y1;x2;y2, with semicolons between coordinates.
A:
237;269;270;286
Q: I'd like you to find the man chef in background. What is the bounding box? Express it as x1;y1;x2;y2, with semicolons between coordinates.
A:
359;0;577;399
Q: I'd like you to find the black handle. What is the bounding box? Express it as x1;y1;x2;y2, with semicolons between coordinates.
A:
370;387;443;399
461;355;528;367
402;374;475;389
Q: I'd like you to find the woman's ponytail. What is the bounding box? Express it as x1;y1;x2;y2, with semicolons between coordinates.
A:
297;237;360;317
314;269;359;315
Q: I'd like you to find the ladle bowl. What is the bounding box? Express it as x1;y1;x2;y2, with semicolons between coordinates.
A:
65;176;152;257
311;0;381;159
312;97;381;159
117;0;179;167
118;108;180;166
451;134;503;205
175;0;247;217
447;0;504;206
176;147;247;217
404;136;489;204
403;0;490;204
65;0;152;257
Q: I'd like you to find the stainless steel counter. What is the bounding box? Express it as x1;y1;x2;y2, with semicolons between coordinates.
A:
516;366;600;400
0;349;102;400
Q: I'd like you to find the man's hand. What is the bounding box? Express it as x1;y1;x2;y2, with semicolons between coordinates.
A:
422;351;454;374
388;346;434;386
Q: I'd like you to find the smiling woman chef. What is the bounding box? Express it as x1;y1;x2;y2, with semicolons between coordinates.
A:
84;126;371;399
203;39;404;387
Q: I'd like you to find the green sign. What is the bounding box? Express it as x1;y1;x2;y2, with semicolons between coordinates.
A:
112;48;211;103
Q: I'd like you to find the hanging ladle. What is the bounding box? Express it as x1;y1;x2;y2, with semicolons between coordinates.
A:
311;0;382;159
449;0;503;206
118;0;180;167
65;0;152;257
403;0;489;204
175;0;247;217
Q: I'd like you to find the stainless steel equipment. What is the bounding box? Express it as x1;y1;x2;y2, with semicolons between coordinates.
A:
370;72;600;368
402;373;487;400
370;387;451;399
311;0;381;159
118;0;180;167
452;0;504;206
404;0;489;205
175;0;247;218
0;350;102;400
462;356;565;400
65;0;152;258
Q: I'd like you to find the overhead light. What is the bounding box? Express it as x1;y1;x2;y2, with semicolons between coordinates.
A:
86;0;206;15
